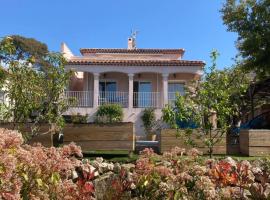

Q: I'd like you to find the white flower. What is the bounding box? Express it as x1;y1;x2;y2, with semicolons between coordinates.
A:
107;163;114;171
96;157;104;163
159;182;169;192
224;157;237;167
72;170;78;179
130;183;136;190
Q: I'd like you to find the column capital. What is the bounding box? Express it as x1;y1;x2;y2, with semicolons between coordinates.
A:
93;73;100;79
128;73;134;79
162;73;169;79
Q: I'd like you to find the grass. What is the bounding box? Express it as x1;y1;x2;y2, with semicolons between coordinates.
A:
212;155;267;161
83;150;138;163
83;150;268;163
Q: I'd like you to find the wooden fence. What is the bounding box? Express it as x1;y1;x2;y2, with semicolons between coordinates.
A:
0;123;52;147
0;122;135;152
240;129;270;156
63;123;135;152
160;129;227;154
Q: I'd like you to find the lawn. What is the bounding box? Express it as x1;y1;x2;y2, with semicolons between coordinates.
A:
83;150;138;163
83;150;267;163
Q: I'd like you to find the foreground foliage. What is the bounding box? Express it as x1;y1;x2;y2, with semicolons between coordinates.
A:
2;128;270;199
106;148;270;200
0;128;95;199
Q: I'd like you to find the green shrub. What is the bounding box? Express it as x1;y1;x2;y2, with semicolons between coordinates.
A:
71;113;88;124
141;108;156;135
95;104;123;123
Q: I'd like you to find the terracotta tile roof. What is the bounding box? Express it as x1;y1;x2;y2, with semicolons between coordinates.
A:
80;48;185;55
67;59;205;67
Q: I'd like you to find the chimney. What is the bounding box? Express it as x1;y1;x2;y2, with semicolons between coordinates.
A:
60;42;74;59
128;37;136;49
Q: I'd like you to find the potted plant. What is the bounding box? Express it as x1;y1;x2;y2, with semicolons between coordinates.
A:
141;108;157;141
95;104;123;124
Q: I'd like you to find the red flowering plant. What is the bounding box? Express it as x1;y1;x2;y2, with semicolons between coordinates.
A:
209;160;238;186
134;148;157;175
130;148;178;199
209;158;254;188
106;168;133;199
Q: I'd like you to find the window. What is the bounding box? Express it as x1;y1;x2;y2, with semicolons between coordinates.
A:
99;81;117;92
99;81;117;104
168;82;185;94
168;82;185;105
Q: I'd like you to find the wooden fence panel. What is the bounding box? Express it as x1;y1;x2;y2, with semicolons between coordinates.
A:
0;123;135;152
63;123;135;152
240;129;270;156
160;129;227;154
0;123;51;147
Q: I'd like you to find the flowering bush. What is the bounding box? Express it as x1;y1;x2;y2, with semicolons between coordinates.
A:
2;128;270;200
102;147;270;200
0;128;95;199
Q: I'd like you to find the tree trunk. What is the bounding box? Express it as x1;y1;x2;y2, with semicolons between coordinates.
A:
209;128;213;158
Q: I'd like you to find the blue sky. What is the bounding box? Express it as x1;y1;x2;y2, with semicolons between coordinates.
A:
0;0;238;69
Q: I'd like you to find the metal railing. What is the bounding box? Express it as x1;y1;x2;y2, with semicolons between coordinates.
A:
64;91;93;107
98;91;129;107
133;92;161;108
64;91;168;108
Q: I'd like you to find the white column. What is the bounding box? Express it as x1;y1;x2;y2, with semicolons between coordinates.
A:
83;72;89;106
93;73;99;108
162;73;169;106
128;73;134;109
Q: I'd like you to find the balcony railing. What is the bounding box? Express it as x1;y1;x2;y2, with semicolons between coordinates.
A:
133;92;161;108
98;91;128;107
64;91;93;107
65;91;163;108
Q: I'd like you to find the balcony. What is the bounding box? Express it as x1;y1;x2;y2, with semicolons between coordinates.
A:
98;91;128;107
64;91;93;107
133;92;161;108
65;91;163;108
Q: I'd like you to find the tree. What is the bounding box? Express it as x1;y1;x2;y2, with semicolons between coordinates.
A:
0;35;48;63
0;36;73;145
163;51;250;158
221;0;270;79
226;63;251;126
36;53;73;146
4;60;44;126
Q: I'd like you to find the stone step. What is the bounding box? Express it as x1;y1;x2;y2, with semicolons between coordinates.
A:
135;141;160;154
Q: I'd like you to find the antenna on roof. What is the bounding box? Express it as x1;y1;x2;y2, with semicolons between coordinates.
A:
128;29;139;49
131;29;139;40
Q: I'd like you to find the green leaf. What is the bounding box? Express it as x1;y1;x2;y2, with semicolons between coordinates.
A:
50;172;60;185
22;173;29;181
36;178;43;187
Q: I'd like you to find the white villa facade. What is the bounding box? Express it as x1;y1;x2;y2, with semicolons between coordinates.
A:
62;38;205;136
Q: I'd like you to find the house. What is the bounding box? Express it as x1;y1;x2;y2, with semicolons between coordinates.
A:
62;37;205;137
